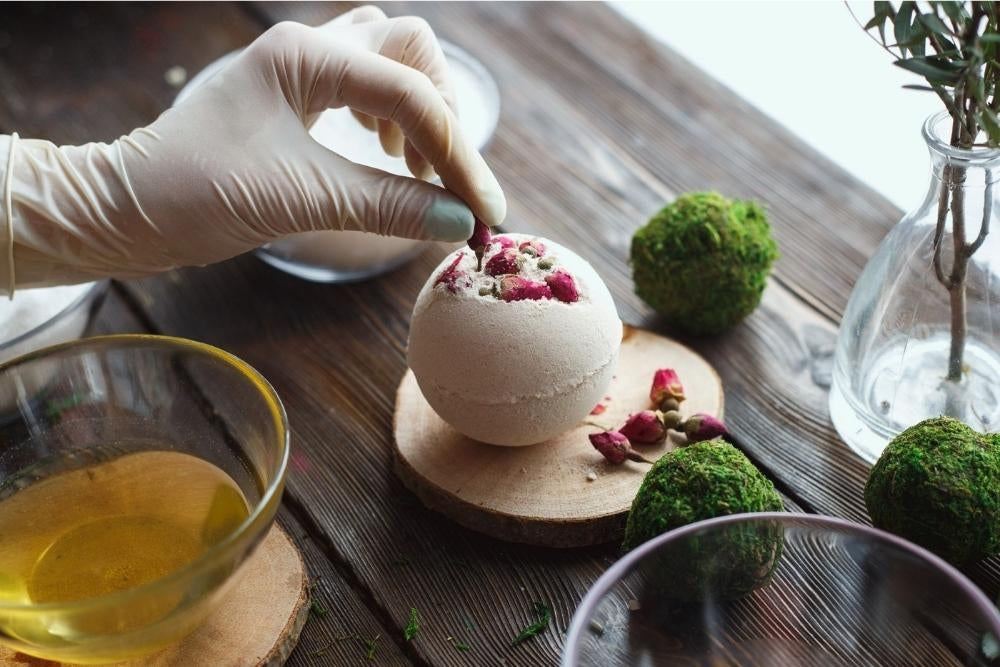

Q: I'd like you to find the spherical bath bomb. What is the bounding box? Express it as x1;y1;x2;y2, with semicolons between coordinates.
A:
866;416;1000;565
407;234;622;447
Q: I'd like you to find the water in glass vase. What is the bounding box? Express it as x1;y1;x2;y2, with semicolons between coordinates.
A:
831;112;1000;463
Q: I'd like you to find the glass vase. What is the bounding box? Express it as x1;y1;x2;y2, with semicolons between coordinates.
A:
830;111;1000;463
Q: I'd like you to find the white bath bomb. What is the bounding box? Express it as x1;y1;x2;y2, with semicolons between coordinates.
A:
407;234;622;446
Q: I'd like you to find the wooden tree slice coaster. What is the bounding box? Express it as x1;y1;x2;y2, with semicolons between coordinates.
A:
394;325;724;548
0;524;308;667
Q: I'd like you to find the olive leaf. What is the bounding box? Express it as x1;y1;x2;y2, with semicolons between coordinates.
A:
852;1;1000;148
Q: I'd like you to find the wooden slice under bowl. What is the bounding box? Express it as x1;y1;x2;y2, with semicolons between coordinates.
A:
0;523;308;667
393;325;724;548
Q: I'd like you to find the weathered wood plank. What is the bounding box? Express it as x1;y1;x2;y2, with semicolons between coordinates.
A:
0;3;261;142
280;507;412;667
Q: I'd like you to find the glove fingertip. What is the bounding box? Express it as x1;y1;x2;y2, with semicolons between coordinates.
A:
422;198;474;242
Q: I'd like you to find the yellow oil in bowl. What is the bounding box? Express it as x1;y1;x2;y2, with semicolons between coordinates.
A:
0;450;250;662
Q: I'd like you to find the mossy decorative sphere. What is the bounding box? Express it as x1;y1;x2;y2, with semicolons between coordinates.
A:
630;192;778;335
865;416;1000;566
623;440;784;600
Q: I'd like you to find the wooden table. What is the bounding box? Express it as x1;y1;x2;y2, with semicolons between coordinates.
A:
4;3;996;665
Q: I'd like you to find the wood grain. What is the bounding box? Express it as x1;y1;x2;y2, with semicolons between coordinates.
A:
393;326;724;547
0;3;261;142
280;507;412;667
1;2;987;666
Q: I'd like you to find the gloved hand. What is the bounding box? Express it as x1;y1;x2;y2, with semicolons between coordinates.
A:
0;6;506;293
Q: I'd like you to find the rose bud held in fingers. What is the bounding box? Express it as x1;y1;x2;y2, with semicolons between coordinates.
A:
468;219;492;270
683;413;728;443
650;368;685;408
620;411;667;445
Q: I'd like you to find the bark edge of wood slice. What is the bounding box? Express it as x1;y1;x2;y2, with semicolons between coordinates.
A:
0;523;309;667
393;325;724;547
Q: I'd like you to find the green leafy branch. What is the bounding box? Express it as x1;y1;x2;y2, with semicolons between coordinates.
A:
851;1;1000;383
850;1;1000;147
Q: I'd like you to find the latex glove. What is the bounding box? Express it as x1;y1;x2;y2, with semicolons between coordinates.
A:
0;6;506;293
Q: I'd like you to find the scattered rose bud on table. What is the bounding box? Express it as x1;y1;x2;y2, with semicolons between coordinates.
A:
650;368;685;409
619;410;667;445
682;413;728;443
589;431;652;464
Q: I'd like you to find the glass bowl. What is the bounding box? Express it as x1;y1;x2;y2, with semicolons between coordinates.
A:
0;281;107;365
564;513;1000;666
0;335;288;663
176;39;501;283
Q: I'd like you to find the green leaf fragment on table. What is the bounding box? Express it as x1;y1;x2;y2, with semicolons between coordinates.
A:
511;601;552;646
454;640;472;652
404;607;420;641
363;635;380;660
309;599;328;619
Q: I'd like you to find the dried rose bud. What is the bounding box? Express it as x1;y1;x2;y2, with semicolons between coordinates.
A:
545;270;580;303
434;253;468;294
490;235;516;250
619;410;667;445
589;430;629;464
660;398;681;413
589;431;652;465
518;239;547;257
467;219;492;270
485;247;522;277
660;410;683;430
650;368;685;408
499;275;553;302
682;413;728;443
537;257;555;270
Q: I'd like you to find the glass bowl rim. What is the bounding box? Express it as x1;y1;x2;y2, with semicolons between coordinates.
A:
0;333;290;614
561;511;1000;666
0;280;108;356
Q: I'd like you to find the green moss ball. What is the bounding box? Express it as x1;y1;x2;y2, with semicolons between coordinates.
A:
630;192;778;335
865;416;1000;566
623;440;784;600
624;440;784;551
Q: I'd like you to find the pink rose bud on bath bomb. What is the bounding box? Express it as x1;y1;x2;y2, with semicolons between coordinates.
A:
683;413;728;443
619;410;667;445
499;276;552;302
485;247;522;277
545;270;580;303
491;235;516;250
519;239;546;257
650;368;685;408
408;234;622;446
